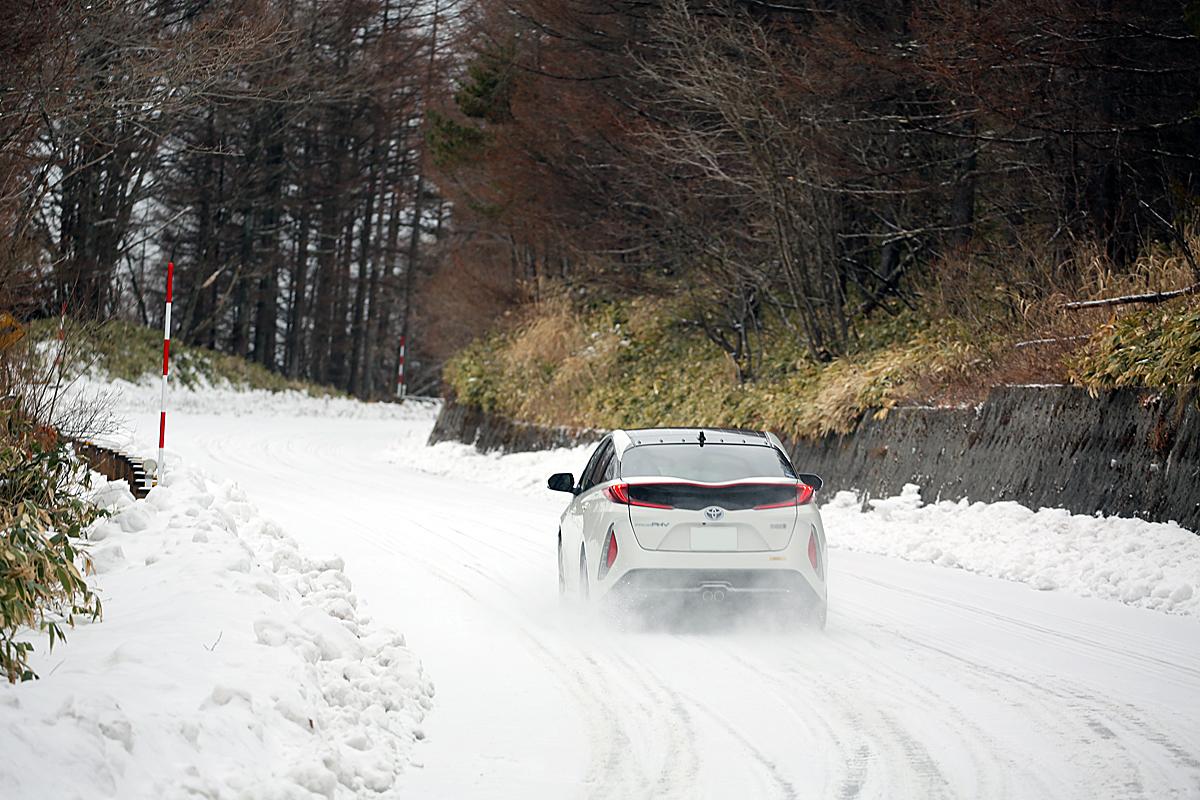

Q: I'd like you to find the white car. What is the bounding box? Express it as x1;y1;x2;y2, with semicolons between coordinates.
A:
549;428;828;627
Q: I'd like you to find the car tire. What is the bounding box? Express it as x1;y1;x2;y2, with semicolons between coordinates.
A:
557;536;566;596
579;547;590;601
811;599;828;631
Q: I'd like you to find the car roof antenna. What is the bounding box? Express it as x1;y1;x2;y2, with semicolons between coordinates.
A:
698;430;706;447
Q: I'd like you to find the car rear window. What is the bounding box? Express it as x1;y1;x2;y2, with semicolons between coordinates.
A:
621;443;795;482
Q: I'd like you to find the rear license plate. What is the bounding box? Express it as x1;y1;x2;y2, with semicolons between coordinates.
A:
691;526;738;551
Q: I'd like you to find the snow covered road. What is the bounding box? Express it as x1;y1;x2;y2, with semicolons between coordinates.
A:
129;399;1199;799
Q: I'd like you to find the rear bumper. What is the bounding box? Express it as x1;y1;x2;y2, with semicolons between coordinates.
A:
608;568;823;606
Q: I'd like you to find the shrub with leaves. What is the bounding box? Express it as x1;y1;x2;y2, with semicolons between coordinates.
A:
0;407;103;682
1;314;105;683
1070;304;1200;391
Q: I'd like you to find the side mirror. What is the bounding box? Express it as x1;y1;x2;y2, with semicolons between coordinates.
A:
798;473;824;492
547;472;577;494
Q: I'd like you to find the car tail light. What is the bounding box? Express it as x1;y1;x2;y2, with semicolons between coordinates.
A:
603;483;673;509
598;526;619;580
754;482;814;509
808;530;821;576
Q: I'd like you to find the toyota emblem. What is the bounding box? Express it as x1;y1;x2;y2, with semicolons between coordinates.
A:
703;506;725;521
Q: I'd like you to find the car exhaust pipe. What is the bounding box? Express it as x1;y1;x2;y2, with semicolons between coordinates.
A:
713;589;726;602
702;590;714;601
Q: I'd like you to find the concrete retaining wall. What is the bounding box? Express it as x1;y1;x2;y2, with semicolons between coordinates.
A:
427;397;603;453
429;387;1200;531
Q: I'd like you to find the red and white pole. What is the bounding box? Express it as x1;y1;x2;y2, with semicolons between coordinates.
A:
158;262;173;480
396;335;407;398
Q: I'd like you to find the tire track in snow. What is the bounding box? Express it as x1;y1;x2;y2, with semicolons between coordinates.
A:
710;620;1028;800
293;478;739;800
333;512;648;797
845;570;1200;682
333;499;701;800
607;653;702;798
833;596;1117;798
710;643;850;795
683;695;799;799
384;515;713;799
835;579;1198;799
726;639;1001;799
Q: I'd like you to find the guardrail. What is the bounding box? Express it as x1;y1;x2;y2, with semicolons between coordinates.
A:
72;441;153;499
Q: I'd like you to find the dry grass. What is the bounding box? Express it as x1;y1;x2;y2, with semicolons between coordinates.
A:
916;228;1200;402
447;295;989;438
505;294;617;425
504;294;582;371
445;230;1200;438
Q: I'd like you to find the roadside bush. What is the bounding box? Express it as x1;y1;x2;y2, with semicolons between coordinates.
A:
1070;303;1200;391
0;321;104;683
444;294;988;438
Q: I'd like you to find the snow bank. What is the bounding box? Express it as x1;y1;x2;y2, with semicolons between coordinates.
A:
389;430;1200;618
386;438;588;496
822;485;1200;616
65;374;433;437
0;466;432;799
